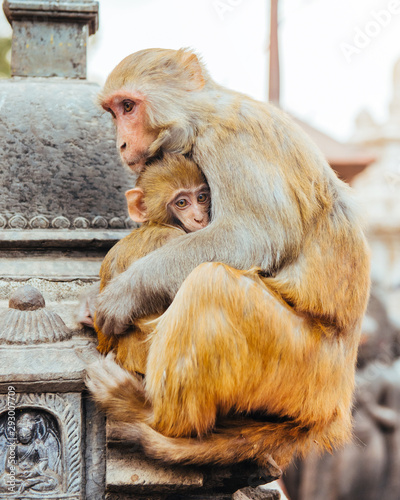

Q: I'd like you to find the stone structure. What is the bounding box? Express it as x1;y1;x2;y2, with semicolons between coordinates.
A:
0;0;136;286
0;1;286;498
0;285;104;499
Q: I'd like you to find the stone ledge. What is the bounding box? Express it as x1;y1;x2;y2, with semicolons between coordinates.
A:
0;337;98;393
107;445;204;494
0;229;131;248
107;429;281;499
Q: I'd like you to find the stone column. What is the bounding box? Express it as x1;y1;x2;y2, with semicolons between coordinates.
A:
3;0;98;78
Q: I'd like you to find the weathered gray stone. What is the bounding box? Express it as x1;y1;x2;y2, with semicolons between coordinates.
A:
0;338;97;392
106;442;276;499
0;281;99;393
0;392;83;498
0;78;136;237
0;252;103;279
259;481;289;499
0;307;72;343
0;284;73;344
0;278;100;335
4;0;99;78
84;392;107;500
106;444;203;495
233;486;280;500
0;281;105;498
0;1;115;498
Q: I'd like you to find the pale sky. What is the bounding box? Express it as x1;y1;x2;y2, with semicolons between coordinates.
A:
1;0;400;141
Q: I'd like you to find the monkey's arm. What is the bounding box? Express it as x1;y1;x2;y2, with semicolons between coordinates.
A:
95;219;277;336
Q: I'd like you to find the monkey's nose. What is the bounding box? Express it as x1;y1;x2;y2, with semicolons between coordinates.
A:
120;142;127;151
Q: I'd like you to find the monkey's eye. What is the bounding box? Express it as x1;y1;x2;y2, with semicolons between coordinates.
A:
197;193;209;203
175;199;188;209
123;100;135;113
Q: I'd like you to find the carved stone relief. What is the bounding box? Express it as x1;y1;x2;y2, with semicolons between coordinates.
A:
0;214;136;230
0;409;62;495
0;392;83;499
0;285;72;345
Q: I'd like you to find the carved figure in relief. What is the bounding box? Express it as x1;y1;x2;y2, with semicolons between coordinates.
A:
0;411;61;495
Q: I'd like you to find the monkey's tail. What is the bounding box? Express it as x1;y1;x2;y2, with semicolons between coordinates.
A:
86;354;328;469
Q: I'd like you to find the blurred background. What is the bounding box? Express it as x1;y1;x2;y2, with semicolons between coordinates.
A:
2;0;400;141
1;1;400;498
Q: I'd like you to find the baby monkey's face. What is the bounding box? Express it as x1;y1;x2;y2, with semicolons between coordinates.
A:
168;184;210;233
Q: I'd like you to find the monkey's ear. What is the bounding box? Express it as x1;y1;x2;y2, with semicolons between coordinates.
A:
125;188;148;223
178;50;205;90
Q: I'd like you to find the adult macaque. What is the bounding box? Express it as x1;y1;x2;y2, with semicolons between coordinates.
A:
87;48;370;471
95;154;210;375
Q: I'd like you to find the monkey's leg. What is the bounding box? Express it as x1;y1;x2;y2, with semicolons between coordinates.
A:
146;262;357;443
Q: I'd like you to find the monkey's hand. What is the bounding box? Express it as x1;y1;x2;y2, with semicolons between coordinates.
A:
95;275;139;335
95;263;172;336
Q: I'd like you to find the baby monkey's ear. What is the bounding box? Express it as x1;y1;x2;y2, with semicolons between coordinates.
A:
125;188;148;223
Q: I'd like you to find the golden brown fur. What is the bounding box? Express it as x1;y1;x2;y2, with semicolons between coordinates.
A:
95;222;181;374
95;154;207;374
87;48;371;470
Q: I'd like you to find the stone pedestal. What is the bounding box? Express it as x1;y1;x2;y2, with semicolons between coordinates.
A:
0;286;105;500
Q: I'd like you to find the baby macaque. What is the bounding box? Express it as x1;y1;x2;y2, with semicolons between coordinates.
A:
95;154;210;375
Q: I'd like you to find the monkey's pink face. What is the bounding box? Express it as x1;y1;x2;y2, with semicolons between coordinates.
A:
101;91;157;172
169;186;210;233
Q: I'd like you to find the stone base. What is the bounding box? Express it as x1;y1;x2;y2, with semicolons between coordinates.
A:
233;486;280;499
106;423;283;500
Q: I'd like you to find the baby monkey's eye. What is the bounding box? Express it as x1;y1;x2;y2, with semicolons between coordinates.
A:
198;193;208;203
123;100;135;113
176;199;188;208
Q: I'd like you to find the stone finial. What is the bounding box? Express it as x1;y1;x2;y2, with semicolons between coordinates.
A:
9;284;45;310
0;285;72;344
3;0;99;78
